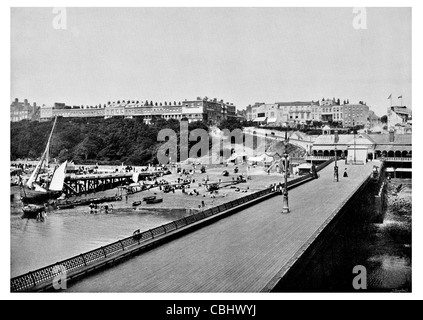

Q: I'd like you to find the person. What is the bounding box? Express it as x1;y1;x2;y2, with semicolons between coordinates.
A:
343;168;348;178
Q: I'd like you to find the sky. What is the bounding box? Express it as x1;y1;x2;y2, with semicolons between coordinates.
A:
11;7;411;116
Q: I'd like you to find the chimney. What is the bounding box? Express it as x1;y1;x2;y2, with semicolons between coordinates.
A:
389;130;395;142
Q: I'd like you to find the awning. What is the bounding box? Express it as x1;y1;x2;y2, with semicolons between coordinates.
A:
253;117;267;122
248;156;265;162
267;118;277;123
298;163;312;169
263;155;274;163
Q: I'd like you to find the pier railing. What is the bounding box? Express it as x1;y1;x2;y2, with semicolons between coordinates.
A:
11;159;333;292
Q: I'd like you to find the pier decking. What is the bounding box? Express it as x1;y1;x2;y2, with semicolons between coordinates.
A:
63;171;164;195
65;161;375;292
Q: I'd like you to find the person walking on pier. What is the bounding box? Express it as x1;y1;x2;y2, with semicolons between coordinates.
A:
343;168;348;178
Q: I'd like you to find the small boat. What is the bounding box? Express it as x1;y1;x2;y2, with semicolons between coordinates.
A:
145;198;163;204
22;204;46;219
57;204;75;210
143;196;156;202
132;201;142;207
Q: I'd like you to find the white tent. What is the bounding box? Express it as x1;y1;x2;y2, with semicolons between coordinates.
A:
248;155;266;162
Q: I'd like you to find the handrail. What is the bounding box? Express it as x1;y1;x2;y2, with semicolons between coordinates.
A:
381;157;412;161
11;158;333;292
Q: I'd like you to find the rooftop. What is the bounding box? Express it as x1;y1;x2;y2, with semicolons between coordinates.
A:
276;101;319;106
367;133;412;145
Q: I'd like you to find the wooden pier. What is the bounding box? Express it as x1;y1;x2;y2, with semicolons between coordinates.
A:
62;171;165;196
64;161;375;292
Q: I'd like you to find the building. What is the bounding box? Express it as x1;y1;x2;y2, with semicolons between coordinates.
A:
311;131;411;162
342;102;370;128
180;98;236;124
37;97;235;125
236;109;248;121
366;110;381;129
248;101;320;126
10;98;40;122
250;103;286;126
318;98;345;124
276;101;319;126
320;98;335;123
387;106;412;131
332;105;343;125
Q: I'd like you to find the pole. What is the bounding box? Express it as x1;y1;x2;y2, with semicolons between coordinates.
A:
333;130;338;182
282;129;290;213
354;130;356;165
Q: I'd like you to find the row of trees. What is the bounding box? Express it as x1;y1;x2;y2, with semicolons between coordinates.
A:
11;117;246;165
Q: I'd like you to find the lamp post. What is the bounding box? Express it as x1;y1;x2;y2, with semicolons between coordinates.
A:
333;130;339;182
353;129;357;165
282;129;290;214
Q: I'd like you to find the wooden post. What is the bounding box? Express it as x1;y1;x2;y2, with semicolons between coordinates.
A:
80;254;87;266
119;240;125;251
101;247;107;258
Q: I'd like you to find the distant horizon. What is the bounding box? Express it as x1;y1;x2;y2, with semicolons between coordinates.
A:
11;7;411;118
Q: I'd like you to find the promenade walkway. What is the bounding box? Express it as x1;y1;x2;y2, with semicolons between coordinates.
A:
67;160;376;292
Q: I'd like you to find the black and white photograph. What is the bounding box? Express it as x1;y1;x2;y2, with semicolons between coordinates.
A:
4;2;421;303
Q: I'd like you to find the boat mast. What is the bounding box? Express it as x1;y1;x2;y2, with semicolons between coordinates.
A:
26;117;57;188
44;116;57;170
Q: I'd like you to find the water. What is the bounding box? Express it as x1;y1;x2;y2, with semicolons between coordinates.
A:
10;186;188;278
320;178;411;292
361;180;412;291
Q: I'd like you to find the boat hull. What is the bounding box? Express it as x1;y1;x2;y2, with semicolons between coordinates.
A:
145;198;163;204
20;188;61;205
22;204;46;219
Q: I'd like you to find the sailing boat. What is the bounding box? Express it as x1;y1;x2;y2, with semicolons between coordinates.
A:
20;118;67;205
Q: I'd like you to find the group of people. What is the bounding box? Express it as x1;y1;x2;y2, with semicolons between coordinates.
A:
89;203;113;214
270;183;285;194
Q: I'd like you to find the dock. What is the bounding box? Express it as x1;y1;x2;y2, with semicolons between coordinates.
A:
65;161;374;292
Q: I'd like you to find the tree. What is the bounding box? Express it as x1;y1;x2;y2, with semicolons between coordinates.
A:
218;118;244;132
380;115;388;123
